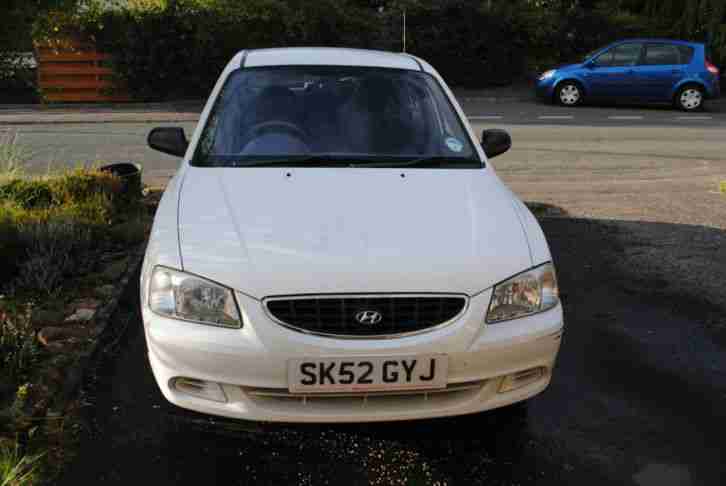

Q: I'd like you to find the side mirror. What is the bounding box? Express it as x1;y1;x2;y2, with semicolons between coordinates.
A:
148;127;188;157
481;129;511;159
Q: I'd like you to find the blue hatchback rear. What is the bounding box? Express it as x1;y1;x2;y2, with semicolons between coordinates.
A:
536;39;721;111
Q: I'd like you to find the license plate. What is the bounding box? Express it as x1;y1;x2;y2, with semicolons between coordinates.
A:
287;354;448;394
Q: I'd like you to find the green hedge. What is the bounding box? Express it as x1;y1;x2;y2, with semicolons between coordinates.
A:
78;0;382;100
29;0;724;100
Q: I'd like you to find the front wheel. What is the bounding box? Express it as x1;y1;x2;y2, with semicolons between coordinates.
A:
555;81;583;106
675;85;704;111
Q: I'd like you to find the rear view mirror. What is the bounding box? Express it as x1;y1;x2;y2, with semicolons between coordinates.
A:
148;127;188;157
481;129;511;159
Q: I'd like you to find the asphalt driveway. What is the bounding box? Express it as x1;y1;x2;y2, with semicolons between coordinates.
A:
58;217;726;486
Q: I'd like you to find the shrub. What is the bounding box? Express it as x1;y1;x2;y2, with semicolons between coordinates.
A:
49;169;121;206
107;219;150;247
0;437;43;486
64;0;381;100
0;209;25;283
0;304;40;386
0;167;144;294
0;180;53;210
13;219;94;295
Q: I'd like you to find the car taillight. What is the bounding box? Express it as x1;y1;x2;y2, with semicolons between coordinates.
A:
706;60;719;75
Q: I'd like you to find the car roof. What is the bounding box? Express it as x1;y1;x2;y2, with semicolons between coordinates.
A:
241;47;422;71
614;38;702;47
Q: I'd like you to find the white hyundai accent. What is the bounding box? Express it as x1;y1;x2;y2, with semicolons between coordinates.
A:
141;47;563;423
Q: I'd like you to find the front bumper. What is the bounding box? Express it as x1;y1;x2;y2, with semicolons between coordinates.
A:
143;290;563;423
535;77;557;100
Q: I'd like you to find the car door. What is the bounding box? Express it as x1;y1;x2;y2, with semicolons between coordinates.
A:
632;43;688;100
585;43;644;99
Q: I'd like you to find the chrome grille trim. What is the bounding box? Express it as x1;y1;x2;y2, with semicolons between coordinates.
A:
261;293;469;340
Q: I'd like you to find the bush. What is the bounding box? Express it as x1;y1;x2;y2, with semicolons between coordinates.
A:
14;219;95;295
0;168;144;294
69;0;382;99
0;180;53;210
0;305;40;386
0;212;24;289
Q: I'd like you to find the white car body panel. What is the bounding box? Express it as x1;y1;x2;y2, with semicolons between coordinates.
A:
141;47;563;423
178;167;532;298
245;47;420;70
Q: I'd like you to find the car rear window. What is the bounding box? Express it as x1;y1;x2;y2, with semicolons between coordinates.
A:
643;44;681;65
643;44;695;65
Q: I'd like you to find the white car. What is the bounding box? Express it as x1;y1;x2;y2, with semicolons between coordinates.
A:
142;47;563;423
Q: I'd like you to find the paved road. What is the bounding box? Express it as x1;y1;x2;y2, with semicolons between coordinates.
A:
3;100;724;230
58;217;726;486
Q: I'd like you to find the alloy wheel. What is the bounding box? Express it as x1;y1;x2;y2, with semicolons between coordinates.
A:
558;84;581;106
679;88;703;111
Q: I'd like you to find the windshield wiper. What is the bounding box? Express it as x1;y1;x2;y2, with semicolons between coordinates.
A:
230;155;369;168
206;155;482;168
357;156;482;168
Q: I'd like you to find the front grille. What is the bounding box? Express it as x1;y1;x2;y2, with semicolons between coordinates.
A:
264;294;467;337
245;380;485;399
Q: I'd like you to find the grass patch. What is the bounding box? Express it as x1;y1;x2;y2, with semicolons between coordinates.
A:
0;134;30;181
0;168;146;295
0;438;43;486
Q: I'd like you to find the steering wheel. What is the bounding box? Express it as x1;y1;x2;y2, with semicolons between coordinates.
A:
240;121;311;150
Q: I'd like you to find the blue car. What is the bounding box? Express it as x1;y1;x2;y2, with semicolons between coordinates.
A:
536;39;721;111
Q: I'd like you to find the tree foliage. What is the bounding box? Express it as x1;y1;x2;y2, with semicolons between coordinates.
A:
7;0;725;99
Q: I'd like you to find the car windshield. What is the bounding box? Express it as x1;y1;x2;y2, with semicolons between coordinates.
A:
582;48;600;62
193;66;480;168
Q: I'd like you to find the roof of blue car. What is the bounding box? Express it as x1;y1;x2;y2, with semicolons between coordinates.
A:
616;38;703;46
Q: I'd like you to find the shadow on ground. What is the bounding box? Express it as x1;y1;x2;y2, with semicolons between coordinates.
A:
59;217;726;486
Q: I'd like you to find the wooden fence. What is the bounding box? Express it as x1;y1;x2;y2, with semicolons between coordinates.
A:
36;45;130;102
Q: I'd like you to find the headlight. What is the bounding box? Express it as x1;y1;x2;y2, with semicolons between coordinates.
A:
539;70;556;80
486;263;559;324
148;266;243;328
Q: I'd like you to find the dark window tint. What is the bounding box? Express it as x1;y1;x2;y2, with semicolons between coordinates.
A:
193;66;479;168
595;44;642;67
644;44;681;65
677;46;695;64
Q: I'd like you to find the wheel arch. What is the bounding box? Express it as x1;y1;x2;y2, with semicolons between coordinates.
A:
671;79;707;101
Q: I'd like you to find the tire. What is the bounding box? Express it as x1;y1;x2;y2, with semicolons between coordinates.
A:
555;81;584;106
675;84;705;111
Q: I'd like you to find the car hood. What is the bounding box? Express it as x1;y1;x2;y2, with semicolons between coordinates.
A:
178;167;533;298
553;62;582;72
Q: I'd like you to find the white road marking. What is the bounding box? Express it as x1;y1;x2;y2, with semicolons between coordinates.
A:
676;116;713;120
468;115;503;120
607;115;644;120
538;115;574;120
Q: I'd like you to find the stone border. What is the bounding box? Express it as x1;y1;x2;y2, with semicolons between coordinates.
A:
57;243;146;405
